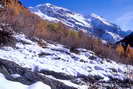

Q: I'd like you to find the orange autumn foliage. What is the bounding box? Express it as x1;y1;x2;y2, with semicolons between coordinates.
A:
126;45;133;59
116;44;133;60
116;44;125;56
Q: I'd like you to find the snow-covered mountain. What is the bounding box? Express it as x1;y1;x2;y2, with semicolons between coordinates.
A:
29;3;128;43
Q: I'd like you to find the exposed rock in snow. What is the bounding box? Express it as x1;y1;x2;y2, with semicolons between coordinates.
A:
0;59;77;89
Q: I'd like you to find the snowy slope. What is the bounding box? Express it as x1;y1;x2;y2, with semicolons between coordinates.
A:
29;3;128;43
0;34;133;82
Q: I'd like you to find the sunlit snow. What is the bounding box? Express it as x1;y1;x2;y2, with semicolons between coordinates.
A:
0;73;51;89
0;34;132;82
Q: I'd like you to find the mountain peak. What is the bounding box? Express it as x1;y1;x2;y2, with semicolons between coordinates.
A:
30;3;128;43
36;3;52;7
35;3;70;12
45;3;52;6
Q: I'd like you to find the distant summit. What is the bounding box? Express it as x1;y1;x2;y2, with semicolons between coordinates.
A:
29;3;129;43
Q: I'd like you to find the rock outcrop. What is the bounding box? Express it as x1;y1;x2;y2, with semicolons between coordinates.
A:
0;59;77;89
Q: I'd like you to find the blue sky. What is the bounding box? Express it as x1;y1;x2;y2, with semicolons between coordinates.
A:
20;0;133;31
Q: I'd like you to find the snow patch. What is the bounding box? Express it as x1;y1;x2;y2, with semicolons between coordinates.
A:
0;73;51;89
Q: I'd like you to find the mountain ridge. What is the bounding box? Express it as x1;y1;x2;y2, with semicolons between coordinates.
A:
29;3;129;43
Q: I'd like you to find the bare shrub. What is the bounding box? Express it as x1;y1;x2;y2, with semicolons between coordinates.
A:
0;25;15;46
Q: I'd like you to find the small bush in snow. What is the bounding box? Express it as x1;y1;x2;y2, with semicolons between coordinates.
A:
0;24;15;46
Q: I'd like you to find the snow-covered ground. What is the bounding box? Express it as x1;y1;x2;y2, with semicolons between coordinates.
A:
0;34;132;83
46;75;88;89
0;73;51;89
